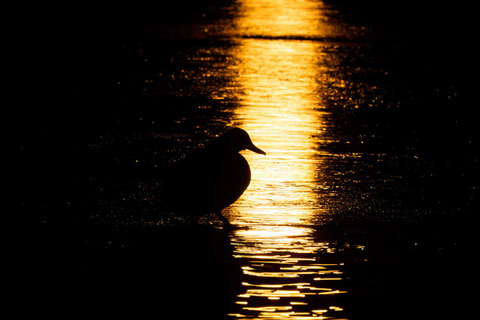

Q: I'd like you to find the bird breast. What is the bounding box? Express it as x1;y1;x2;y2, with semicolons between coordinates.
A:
211;153;251;211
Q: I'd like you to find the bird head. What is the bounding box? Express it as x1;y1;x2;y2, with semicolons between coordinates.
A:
222;128;266;155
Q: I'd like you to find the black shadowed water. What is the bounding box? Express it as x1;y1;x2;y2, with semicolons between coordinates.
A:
16;0;476;319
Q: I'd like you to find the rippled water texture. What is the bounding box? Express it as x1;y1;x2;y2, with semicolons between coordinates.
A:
26;0;476;319
226;3;348;317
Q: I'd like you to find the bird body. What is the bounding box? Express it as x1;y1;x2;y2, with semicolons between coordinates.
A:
161;128;265;227
211;152;251;212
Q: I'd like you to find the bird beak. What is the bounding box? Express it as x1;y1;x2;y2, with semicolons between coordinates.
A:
248;143;266;155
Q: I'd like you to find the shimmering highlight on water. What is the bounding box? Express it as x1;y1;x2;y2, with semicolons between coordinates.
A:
223;2;349;318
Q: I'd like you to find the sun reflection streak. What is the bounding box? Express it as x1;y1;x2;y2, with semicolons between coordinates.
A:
226;0;347;319
233;0;336;39
231;38;326;226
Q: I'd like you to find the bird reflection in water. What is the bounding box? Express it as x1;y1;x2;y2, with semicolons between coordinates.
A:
161;128;266;228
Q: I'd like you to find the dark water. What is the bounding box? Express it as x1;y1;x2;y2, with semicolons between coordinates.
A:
16;0;477;319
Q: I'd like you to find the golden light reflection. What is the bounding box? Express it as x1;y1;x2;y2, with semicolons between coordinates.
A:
233;0;336;39
225;1;347;319
231;38;326;225
229;3;328;233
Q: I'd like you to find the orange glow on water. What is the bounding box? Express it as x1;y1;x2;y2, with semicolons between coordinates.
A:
233;0;336;39
231;38;327;227
228;0;331;233
225;0;347;319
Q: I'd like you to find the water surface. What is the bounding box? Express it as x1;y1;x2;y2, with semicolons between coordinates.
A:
224;3;349;317
28;0;477;319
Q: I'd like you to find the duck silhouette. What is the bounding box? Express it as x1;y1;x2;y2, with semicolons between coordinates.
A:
161;128;266;228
